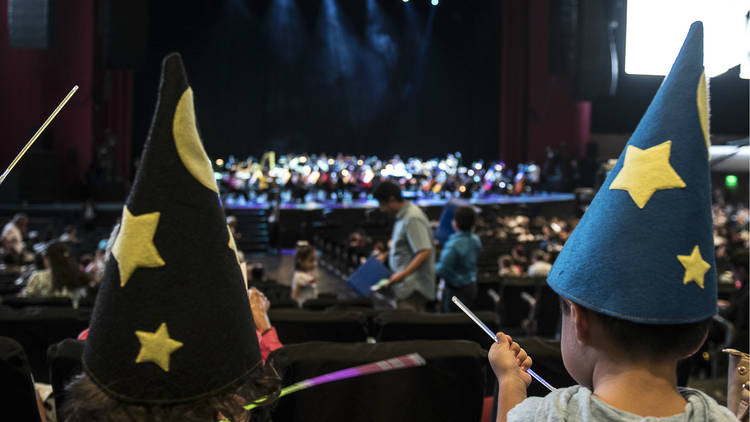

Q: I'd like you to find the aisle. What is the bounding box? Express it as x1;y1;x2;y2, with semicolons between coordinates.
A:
245;250;354;299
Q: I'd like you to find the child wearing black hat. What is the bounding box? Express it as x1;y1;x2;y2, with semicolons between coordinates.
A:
63;53;280;421
487;23;739;422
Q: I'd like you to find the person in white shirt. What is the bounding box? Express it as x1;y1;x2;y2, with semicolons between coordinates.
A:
291;242;318;307
527;249;552;278
1;213;27;257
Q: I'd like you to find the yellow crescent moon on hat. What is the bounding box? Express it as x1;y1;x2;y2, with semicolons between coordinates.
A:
173;87;219;193
696;71;710;154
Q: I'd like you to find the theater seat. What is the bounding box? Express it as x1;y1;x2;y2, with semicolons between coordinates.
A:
266;340;486;422
0;337;43;422
374;310;499;347
302;297;373;311
270;298;300;309
0;307;91;382
47;338;85;422
268;309;368;343
1;296;73;309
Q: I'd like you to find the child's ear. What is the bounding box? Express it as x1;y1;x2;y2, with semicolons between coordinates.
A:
570;302;590;344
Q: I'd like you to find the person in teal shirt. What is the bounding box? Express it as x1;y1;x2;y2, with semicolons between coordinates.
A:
436;205;482;312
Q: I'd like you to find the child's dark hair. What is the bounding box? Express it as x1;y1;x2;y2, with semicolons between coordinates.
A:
372;181;403;203
453;206;476;232
294;243;316;271
559;298;712;359
64;365;281;422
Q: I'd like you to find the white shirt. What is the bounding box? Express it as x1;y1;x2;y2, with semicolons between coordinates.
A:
291;271;318;306
2;222;23;255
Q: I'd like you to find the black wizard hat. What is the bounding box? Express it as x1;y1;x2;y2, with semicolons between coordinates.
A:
83;53;259;404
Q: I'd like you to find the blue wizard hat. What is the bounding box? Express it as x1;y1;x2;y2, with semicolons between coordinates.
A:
548;22;715;324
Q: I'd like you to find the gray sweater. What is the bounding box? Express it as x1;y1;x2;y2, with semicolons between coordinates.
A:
508;385;739;422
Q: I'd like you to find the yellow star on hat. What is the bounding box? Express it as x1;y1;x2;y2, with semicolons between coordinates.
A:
677;245;711;289
609;140;686;209
112;206;166;287
134;322;184;372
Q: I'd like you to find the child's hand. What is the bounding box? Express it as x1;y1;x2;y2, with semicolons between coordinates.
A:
488;332;533;388
248;288;271;313
248;288;272;332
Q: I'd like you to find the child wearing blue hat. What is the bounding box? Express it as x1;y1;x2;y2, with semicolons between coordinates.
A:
488;22;739;421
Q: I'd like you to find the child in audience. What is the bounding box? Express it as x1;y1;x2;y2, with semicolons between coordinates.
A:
64;54;279;422
436;205;482;312
291;242;318;306
488;22;737;422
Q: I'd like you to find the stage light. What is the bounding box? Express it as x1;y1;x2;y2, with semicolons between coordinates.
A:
216;159;224;167
431;0;438;6
328;158;335;165
458;185;466;193
725;174;738;189
402;0;409;3
357;159;364;166
299;156;308;163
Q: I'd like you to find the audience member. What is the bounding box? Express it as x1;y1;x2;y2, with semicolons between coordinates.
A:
436;205;482;312
498;255;522;277
291;242;318;306
58;225;79;244
227;215;242;240
84;241;108;286
20;242;89;299
527;250;552;278
1;213;28;262
373;180;435;311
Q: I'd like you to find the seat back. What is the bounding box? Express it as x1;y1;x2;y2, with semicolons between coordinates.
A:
1;296;73;308
0;307;90;382
266;340;486;422
47;338;85;422
374;310;498;348
0;336;42;422
302;297;373;311
268;309;368;343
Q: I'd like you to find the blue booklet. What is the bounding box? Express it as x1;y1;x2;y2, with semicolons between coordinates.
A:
348;256;391;298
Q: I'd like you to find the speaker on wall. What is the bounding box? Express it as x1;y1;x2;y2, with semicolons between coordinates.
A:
8;0;53;49
575;0;619;100
549;0;623;100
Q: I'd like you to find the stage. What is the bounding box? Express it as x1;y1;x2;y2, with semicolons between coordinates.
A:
222;192;576;211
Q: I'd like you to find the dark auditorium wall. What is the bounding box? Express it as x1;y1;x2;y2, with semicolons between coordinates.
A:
132;0;503;163
0;0;95;197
